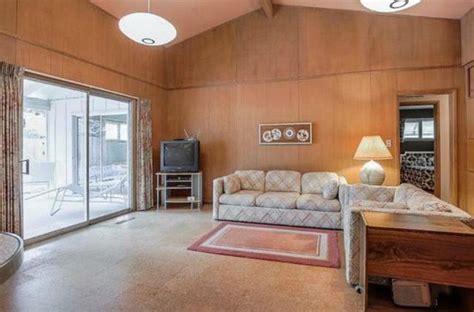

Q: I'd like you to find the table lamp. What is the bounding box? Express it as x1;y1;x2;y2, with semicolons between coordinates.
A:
353;135;393;185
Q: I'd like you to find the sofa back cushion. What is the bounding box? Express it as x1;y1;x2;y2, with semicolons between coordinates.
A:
349;184;395;202
235;170;265;192
265;170;301;193
302;172;339;194
395;183;435;208
351;200;408;210
395;183;454;212
223;174;241;194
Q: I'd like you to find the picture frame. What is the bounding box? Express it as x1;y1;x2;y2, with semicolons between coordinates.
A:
259;122;312;145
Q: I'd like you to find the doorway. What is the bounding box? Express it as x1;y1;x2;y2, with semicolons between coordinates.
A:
398;93;456;203
22;75;133;241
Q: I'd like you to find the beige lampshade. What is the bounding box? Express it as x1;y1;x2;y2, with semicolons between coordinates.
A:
353;136;393;160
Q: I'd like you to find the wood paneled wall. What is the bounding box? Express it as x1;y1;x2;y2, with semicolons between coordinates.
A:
0;0;167;177
461;8;474;215
164;6;468;206
461;8;474;66
0;2;470;211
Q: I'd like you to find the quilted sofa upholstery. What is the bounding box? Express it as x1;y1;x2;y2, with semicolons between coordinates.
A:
340;183;472;286
213;170;347;229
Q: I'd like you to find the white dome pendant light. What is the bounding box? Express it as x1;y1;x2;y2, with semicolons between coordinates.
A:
119;0;176;46
360;0;421;13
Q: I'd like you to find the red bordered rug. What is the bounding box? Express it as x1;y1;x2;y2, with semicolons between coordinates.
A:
188;222;340;268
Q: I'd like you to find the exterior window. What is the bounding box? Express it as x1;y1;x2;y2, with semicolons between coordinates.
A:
403;118;434;140
422;120;434;139
105;122;119;140
403;121;420;139
119;123;128;141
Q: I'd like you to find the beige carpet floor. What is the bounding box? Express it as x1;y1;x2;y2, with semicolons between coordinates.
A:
0;206;363;311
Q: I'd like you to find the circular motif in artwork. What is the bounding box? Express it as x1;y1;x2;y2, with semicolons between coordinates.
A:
297;129;310;142
271;128;282;141
284;127;296;139
262;130;273;142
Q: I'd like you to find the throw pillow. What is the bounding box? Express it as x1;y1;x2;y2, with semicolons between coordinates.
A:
322;180;339;200
224;174;241;194
351;200;409;210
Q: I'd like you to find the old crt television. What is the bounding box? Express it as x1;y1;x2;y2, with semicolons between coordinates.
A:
160;140;200;173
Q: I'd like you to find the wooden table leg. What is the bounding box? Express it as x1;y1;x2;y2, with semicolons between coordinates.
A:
360;221;368;311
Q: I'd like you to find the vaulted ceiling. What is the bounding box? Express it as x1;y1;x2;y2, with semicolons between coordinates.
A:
91;0;474;45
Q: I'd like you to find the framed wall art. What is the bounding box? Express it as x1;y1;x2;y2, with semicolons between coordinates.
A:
259;122;312;145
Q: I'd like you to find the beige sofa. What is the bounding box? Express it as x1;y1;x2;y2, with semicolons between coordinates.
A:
339;183;472;286
213;170;347;229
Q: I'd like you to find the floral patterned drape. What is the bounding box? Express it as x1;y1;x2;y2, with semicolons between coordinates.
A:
136;99;154;211
0;62;24;235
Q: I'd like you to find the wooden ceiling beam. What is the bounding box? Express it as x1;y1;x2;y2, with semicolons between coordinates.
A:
259;0;274;18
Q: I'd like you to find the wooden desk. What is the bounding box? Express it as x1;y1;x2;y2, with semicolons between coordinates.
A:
360;211;474;311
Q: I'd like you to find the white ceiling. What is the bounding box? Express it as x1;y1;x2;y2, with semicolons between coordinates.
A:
91;0;474;45
24;79;85;101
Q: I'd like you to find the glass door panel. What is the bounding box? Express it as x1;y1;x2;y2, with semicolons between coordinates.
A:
88;94;131;219
22;78;87;239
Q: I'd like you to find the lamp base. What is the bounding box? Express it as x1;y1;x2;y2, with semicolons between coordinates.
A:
360;160;385;186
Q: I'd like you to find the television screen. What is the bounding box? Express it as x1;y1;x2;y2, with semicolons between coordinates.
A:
160;140;199;172
163;142;194;167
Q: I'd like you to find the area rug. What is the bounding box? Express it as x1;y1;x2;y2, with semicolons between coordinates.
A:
188;222;340;268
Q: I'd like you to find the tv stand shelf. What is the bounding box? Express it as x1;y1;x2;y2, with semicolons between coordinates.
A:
156;172;202;210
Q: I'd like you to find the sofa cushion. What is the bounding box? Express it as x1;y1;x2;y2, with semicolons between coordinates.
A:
296;194;341;212
394;183;436;209
235;170;265;192
219;190;262;207
394;183;458;213
349;184;395;202
256;192;299;209
423;201;452;213
265;170;301;193
223;174;241;194
351;200;408;210
302;172;339;194
322;180;339;200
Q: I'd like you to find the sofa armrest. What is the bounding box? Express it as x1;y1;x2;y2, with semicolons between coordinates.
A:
343;204;417;286
338;183;351;207
213;177;225;220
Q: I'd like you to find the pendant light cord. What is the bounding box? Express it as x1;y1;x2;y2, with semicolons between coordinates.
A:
147;0;151;13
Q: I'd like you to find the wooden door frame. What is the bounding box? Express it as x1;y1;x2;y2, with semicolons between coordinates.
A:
396;89;458;205
399;101;440;197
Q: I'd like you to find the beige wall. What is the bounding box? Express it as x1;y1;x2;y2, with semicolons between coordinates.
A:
461;8;474;66
164;6;467;204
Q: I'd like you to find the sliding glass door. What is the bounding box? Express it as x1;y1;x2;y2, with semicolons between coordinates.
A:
22;78;88;239
22;76;133;240
88;94;131;219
